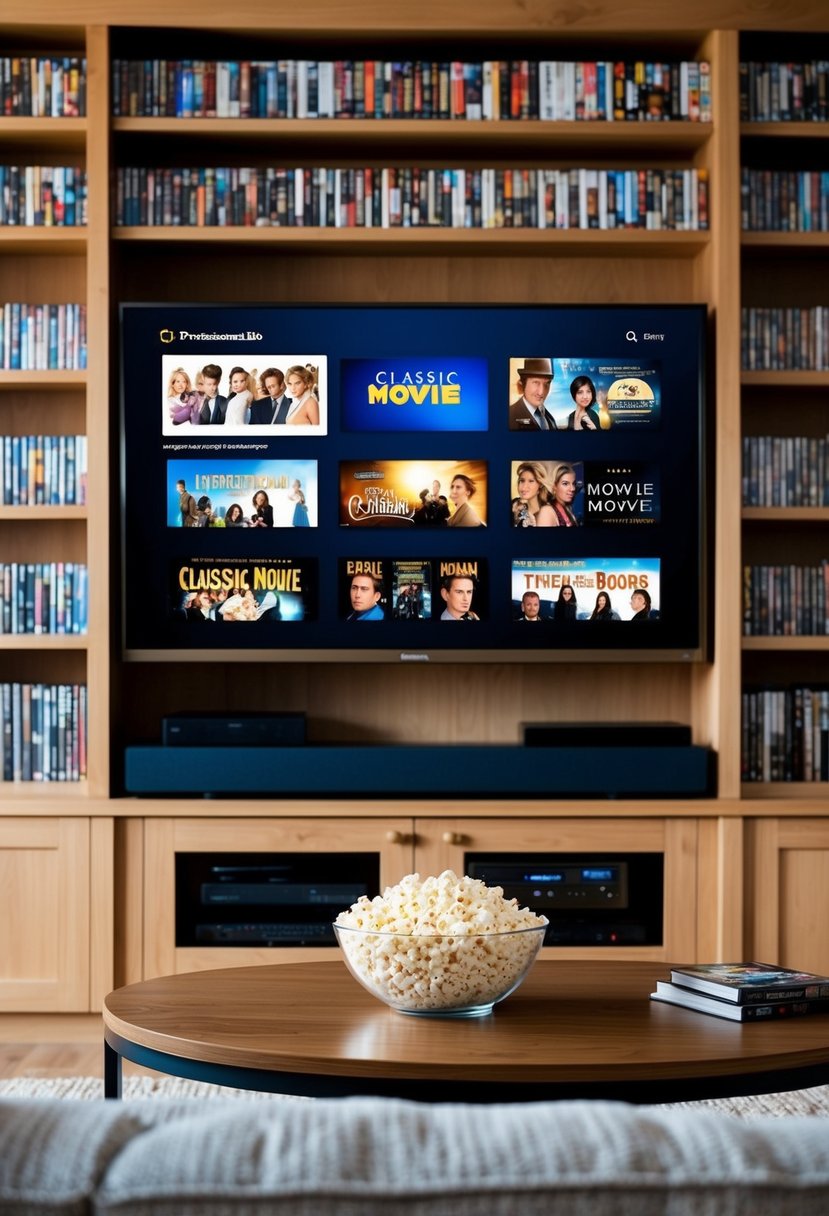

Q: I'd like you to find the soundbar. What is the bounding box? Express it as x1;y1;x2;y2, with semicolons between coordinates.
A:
124;744;712;798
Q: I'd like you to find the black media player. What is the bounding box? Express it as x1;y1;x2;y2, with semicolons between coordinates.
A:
162;711;306;747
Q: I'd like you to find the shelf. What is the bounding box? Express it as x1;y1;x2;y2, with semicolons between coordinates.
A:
112;116;713;152
114;226;709;256
0;781;87;801
0;228;87;255
741;371;829;386
0;506;87;519
742;232;829;249
741;121;829;139
0;635;87;649
0;116;87;150
0;371;87;390
742;637;829;650
742;782;829;799
742;507;829;521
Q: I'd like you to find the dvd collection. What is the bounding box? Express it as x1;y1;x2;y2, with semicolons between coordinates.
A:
0;166;87;227
742;435;829;507
739;60;829;122
652;961;829;1021
0;563;87;635
0;56;86;117
115;165;710;231
0;435;87;506
743;563;829;636
741;168;829;232
1;683;87;783
741;307;829;371
742;687;829;782
112;57;712;123
0;303;87;371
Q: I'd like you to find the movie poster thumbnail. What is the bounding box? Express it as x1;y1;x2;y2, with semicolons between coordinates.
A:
507;357;661;431
168;459;318;528
511;558;660;622
162;354;327;436
169;557;317;622
341;357;488;432
338;559;487;620
436;558;487;621
510;460;660;527
339;460;487;527
583;463;661;525
510;460;584;527
392;560;433;620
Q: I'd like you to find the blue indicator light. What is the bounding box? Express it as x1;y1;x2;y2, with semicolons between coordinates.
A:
581;868;614;881
525;873;564;882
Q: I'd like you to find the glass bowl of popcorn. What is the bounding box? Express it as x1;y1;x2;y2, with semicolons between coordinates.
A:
333;871;548;1017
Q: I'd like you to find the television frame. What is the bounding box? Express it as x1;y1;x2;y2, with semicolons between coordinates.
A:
119;302;709;664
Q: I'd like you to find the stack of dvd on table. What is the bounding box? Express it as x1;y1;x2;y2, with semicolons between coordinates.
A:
651;962;829;1021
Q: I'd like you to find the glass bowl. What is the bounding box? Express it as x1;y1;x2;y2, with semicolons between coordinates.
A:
333;923;547;1017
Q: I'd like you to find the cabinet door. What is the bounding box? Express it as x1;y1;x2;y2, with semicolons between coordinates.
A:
0;818;90;1011
747;819;829;974
414;817;698;962
143;817;413;978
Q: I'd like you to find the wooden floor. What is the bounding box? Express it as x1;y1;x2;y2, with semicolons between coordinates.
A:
0;1043;159;1079
0;1015;156;1079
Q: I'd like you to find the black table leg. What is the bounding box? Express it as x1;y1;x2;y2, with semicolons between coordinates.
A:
104;1038;122;1099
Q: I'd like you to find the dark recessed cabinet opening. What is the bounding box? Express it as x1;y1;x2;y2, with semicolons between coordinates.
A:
175;852;379;947
465;853;664;946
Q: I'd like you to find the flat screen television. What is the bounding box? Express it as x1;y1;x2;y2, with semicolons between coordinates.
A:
120;303;707;662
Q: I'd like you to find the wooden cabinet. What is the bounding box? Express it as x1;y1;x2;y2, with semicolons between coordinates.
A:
415;816;701;961
0;816;112;1011
141;816;413;978
747;818;829;974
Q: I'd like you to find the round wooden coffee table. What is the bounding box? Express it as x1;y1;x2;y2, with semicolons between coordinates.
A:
103;959;829;1102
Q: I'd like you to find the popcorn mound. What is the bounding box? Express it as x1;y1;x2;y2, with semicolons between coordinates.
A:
334;871;548;1013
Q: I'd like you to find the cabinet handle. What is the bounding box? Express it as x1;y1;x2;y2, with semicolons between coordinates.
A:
386;830;406;844
442;831;467;846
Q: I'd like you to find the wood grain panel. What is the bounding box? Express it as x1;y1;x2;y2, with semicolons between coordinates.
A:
10;1;829;33
0;519;86;562
0;388;85;435
114;818;144;987
84;24;110;800
0;818;89;1011
0;255;85;301
89;817;113;1009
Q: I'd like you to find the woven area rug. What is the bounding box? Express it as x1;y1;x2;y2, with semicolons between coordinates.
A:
0;1076;308;1100
2;1075;829;1114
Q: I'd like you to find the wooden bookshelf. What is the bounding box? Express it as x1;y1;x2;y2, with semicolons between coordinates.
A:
741;121;829;138
742;637;829;651
0;116;86;147
112;116;713;152
0;636;87;649
0;371;87;388
742;508;829;521
0;2;828;1015
113;227;710;255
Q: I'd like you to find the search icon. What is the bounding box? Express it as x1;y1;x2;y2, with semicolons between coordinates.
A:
625;330;637;342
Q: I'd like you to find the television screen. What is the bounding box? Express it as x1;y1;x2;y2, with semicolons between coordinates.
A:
120;303;706;662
